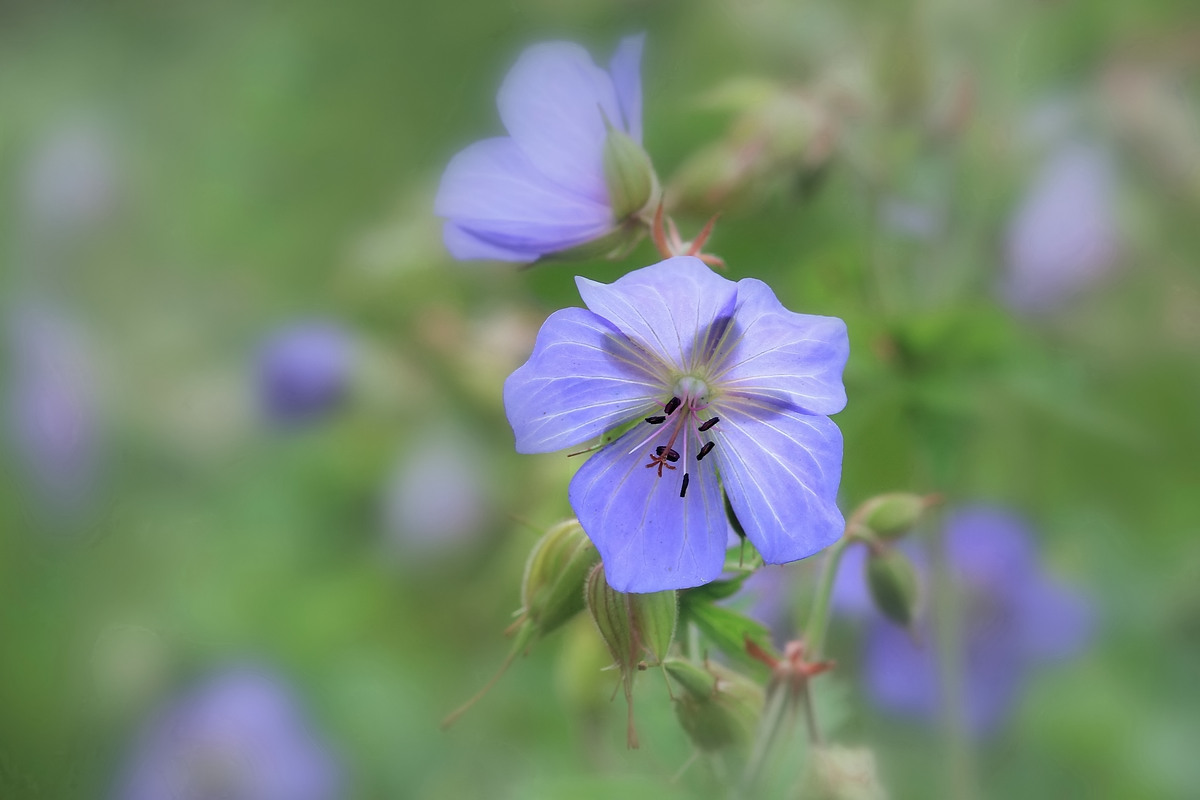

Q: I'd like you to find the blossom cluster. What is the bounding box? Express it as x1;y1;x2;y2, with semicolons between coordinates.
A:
437;36;850;593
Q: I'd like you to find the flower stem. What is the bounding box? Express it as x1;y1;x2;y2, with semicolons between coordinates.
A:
803;532;856;660
739;681;791;795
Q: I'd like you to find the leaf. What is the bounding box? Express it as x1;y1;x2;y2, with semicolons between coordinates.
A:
680;597;775;673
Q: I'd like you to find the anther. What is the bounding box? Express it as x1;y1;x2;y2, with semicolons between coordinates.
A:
644;415;666;425
663;396;682;416
655;446;680;463
696;442;715;461
698;417;719;432
679;473;690;498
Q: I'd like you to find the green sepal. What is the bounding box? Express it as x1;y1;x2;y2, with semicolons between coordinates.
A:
602;123;658;221
664;658;764;753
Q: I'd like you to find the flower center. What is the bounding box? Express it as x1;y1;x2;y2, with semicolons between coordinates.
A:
639;386;721;499
672;376;710;406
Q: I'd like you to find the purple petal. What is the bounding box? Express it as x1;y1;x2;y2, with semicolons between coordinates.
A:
575;256;739;371
829;540;874;617
714;405;843;564
712;278;849;415
442;222;540;262
609;34;645;144
944;507;1040;592
118;667;341;800
1003;143;1119;312
497;42;622;204
864;618;1024;737
1016;575;1094;661
569;425;726;592
435;137;615;259
503;308;663;453
863;620;941;721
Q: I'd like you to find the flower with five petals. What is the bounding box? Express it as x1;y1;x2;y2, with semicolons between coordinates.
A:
504;256;849;592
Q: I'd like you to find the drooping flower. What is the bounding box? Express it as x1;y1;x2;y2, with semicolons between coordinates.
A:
504;256;849;592
115;666;341;800
435;35;656;263
832;506;1094;735
1002;143;1120;312
257;321;352;425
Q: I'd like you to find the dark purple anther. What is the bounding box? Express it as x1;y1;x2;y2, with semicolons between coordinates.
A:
663;396;681;416
679;473;690;498
655;446;680;463
698;417;719;432
696;441;715;461
645;415;666;425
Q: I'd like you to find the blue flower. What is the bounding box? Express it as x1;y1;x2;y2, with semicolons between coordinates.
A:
504;256;849;592
257;321;352;425
833;507;1094;735
435;35;652;263
115;666;341;800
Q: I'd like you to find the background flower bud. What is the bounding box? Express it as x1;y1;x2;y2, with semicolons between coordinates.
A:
866;547;921;628
856;492;936;542
519;519;600;638
664;659;763;753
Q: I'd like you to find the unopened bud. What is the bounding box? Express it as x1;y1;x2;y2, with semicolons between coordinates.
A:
443;520;599;729
520;519;600;638
856;492;937;541
602;124;658;221
664;659;763;753
865;547;921;628
807;745;888;800
585;563;678;748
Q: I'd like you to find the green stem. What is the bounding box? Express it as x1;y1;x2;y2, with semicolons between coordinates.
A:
803;533;856;660
739;682;791;795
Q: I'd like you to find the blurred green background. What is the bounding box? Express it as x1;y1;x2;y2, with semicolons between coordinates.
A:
2;0;1198;797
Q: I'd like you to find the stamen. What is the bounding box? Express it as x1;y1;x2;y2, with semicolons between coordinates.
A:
698;417;720;432
696;442;715;461
644;415;666;425
679;473;690;498
655;446;680;463
663;396;682;416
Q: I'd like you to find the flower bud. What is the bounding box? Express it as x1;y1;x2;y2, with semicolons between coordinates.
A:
602;124;658;221
865;547;921;628
664;659;763;753
519;519;601;638
806;745;887;800
443;520;599;729
856;492;937;542
585;562;678;747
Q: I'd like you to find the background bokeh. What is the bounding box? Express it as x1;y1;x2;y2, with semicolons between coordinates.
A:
2;0;1198;797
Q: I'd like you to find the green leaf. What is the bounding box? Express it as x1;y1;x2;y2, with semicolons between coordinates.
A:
681;598;774;672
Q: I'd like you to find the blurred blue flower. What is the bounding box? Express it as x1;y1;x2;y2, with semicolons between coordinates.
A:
257;321;352;425
1003;143;1120;312
115;666;341;800
5;304;99;517
833;507;1094;735
382;427;494;559
504;256;848;592
435;35;649;262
